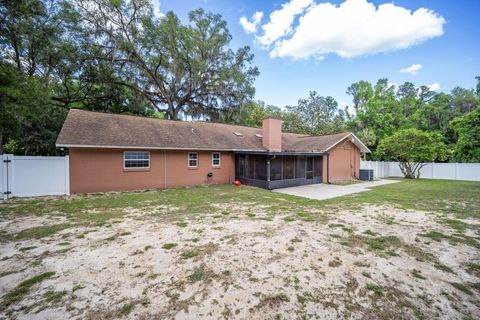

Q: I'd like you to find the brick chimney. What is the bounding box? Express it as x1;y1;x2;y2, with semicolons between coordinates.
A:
262;117;282;152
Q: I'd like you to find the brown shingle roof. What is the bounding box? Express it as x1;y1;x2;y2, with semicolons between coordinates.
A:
56;109;366;153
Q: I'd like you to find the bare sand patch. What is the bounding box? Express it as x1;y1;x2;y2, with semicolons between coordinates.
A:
0;205;478;319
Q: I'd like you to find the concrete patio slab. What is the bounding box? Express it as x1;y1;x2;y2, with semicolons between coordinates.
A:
272;179;400;201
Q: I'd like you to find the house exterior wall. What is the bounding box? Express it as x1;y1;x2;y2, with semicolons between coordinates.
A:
323;139;360;182
69;148;235;194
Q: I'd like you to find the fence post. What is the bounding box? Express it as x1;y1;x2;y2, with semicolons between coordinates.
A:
1;154;6;200
1;154;13;200
455;162;458;180
432;162;435;179
65;155;70;196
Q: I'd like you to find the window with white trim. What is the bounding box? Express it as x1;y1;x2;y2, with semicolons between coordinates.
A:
188;152;198;167
124;151;150;168
212;152;221;167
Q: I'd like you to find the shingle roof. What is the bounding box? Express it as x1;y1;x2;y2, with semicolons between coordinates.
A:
56;109;369;153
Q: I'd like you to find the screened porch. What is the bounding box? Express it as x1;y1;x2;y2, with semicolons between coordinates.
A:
235;153;324;190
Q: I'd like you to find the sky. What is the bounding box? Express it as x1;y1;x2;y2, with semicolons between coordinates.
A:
159;0;480;109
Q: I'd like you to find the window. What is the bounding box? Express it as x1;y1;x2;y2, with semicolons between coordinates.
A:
124;151;150;169
188;152;198;168
212;152;221;167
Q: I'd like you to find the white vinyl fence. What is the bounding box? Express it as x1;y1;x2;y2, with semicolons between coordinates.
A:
361;161;480;181
1;154;69;199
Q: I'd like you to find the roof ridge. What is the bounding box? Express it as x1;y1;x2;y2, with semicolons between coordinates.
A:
69;109;311;136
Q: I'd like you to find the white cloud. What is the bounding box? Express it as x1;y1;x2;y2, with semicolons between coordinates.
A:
256;0;314;46
152;0;164;19
427;82;440;91
266;0;445;59
400;63;423;75
239;11;264;34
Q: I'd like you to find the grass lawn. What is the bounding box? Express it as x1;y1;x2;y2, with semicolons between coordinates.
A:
0;179;479;319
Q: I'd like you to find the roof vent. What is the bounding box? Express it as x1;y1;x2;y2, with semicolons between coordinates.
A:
255;133;263;139
233;132;243;137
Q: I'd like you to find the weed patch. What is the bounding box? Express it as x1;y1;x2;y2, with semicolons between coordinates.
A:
15;224;71;240
366;283;382;295
411;269;427;280
120;303;134;315
3;272;55;307
450;282;473;295
44;290;67;302
162;243;177;250
255;293;290;309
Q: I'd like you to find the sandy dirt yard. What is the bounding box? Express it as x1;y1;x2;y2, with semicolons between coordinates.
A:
0;186;479;319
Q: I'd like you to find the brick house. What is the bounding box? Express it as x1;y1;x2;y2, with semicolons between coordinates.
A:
56;109;370;193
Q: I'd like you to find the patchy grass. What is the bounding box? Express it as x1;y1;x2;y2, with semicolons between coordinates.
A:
1;180;478;234
366;283;382;295
0;270;20;278
176;222;188;228
255;293;290;309
181;250;200;259
450;282;473;295
162;243;177;250
0;179;479;318
187;265;216;284
188;268;205;283
19;246;37;252
440;219;469;232
434;263;455;274
411;269;427;280
2;272;55;307
72;284;84;292
421;230;479;248
0;185;332;225
44;290;67;302
320;179;480;219
365;235;401;251
14;224;71;241
465;263;480;277
119;302;134;315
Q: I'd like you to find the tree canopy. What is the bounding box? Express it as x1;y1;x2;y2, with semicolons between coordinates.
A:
450;109;480;162
0;0;258;154
345;78;479;159
376;129;447;179
0;0;478;160
68;1;258;119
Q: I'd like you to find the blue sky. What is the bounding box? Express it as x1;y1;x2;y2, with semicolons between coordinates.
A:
160;0;480;109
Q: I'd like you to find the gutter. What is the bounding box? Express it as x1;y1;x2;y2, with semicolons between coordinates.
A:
55;144;246;151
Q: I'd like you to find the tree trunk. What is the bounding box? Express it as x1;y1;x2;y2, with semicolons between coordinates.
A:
399;162;416;179
171;106;179;120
